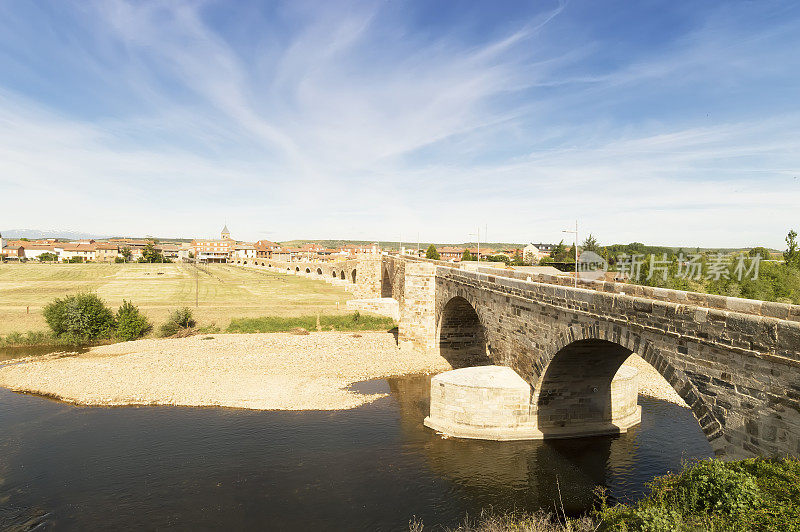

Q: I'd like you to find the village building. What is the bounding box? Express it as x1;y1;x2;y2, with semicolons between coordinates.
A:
95;243;120;262
233;243;257;260
22;244;58;261
191;226;236;263
56;243;97;262
255;240;280;259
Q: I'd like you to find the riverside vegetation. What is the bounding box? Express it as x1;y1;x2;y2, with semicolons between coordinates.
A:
0;291;395;348
0;262;353;335
564;229;800;305
424;457;800;532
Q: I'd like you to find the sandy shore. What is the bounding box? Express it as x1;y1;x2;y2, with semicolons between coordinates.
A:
0;332;451;410
625;354;687;407
0;333;686;410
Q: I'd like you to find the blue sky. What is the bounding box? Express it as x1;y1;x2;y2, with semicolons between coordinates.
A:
0;0;798;247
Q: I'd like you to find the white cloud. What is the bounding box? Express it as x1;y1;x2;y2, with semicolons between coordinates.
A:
0;0;798;248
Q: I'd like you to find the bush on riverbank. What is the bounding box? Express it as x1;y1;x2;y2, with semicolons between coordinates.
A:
159;307;197;337
226;312;396;333
115;300;152;341
0;330;61;347
426;457;800;532
43;293;116;343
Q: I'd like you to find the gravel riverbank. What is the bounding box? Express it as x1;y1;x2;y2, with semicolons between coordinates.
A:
0;333;686;410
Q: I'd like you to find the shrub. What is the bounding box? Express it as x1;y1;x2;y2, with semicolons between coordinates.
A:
226;313;395;333
160;307;196;337
664;459;761;516
42;293;115;342
114;300;151;341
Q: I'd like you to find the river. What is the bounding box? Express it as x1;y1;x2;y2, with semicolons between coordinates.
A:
0;374;712;530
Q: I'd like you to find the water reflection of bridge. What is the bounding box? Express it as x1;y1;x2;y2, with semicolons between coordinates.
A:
386;374;712;514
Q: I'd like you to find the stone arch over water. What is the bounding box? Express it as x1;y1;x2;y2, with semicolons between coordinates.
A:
437;296;491;368
530;326;721;450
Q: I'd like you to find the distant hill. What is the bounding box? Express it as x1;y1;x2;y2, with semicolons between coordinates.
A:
1;229;192;243
0;228;106;240
278;240;525;251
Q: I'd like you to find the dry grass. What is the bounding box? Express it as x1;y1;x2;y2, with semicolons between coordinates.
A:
410;510;599;532
0;262;352;335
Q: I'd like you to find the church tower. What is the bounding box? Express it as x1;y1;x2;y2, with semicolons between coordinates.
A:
221;225;231;240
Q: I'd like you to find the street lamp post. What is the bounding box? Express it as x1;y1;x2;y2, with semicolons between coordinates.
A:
562;220;578;288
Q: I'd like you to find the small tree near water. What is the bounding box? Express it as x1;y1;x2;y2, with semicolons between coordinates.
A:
160;307;197;337
115;300;151;341
43;293;115;342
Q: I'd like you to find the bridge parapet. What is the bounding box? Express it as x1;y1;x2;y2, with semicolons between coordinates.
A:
393;254;800;322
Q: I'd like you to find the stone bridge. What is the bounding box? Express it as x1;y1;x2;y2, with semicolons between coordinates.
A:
234;254;800;459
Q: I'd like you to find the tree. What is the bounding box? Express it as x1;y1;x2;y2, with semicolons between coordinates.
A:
39;252;58;262
785;230;800;268
139;242;165;263
565;244;577;263
461;249;473;261
43;293;115;342
115;300;151;341
550;240;566;260
120;247;132;262
426;244;440;260
550;240;574;263
582;234;600;253
748;247;772;261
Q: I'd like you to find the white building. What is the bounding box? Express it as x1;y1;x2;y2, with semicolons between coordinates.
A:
233;243;257;260
523;243;541;264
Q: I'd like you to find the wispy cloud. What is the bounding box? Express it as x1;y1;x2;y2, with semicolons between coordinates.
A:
0;0;798;247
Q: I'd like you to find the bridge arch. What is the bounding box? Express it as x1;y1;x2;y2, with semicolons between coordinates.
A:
351;269;357;283
437;296;491;368
532;325;722;451
340;271;345;280
332;270;337;278
381;266;393;298
305;267;311;274
317;268;323;275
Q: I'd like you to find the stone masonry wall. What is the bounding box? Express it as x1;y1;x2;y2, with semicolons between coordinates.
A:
392;263;800;458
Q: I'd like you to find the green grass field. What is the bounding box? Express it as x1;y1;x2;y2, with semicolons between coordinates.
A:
0;263;354;336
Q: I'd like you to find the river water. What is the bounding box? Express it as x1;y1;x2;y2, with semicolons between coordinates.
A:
0;374;712;531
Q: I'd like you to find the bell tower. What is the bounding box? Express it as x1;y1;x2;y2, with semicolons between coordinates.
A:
221;225;231;240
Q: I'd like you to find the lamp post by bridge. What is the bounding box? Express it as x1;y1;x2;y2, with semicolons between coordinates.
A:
562;220;578;288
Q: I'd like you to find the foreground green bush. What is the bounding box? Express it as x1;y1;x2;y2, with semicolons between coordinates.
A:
160;307;196;337
226;312;396;333
427;458;800;532
597;457;799;531
114;300;151;341
43;293;115;342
